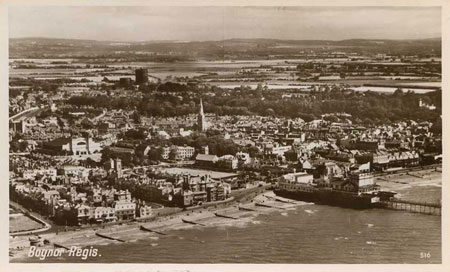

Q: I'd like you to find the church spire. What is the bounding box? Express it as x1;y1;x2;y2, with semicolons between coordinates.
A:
198;98;208;132
199;98;204;115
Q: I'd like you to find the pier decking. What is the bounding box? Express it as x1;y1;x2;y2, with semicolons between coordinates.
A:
380;199;441;215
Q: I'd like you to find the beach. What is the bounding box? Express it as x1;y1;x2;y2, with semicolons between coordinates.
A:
10;190;307;261
375;168;441;203
10;169;442;263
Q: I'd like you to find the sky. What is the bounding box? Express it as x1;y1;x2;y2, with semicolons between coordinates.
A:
8;6;441;42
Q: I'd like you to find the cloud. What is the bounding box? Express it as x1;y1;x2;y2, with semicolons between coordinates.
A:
9;6;441;41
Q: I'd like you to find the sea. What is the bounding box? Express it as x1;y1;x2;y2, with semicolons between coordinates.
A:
17;186;441;264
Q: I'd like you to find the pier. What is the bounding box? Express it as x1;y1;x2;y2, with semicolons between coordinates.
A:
380;199;441;216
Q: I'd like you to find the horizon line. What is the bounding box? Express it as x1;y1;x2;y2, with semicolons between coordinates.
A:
9;36;442;44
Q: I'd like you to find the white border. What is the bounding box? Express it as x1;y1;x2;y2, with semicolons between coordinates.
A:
0;0;448;271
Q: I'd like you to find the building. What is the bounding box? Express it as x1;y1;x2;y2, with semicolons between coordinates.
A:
105;158;123;178
161;146;171;160
43;136;102;155
74;204;91;225
98;121;116;135
21;168;57;180
108;146;135;156
93;207;116;223
119;77;133;88
113;200;136;221
371;151;390;171
419;98;437;110
175;174;231;207
114;189;131;201
137;201;153;218
348;162;379;193
349;171;375;188
387;151;420;168
135;68;148;85
264;144;292;157
58;165;90;181
195;154;219;168
236;151;251;165
319;161;344;182
218;155;238;170
201;145;209;155
198;99;208;132
282;172;314;184
355;140;381;151
168;145;196;160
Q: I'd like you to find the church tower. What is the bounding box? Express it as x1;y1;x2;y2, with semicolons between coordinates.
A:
198;99;208;132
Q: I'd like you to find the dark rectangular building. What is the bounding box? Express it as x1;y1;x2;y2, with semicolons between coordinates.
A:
135;68;148;85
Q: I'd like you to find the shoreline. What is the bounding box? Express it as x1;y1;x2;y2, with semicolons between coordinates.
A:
375;168;441;199
10;189;296;262
10;170;442;262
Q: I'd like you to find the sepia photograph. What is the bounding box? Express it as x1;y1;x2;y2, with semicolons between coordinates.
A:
2;1;448;270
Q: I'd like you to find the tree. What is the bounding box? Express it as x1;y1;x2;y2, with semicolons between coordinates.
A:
132;111;141;124
83;157;99;168
265;108;275;116
430;117;442;135
101;148;113;163
284;150;298;162
243;146;261;158
10;141;19;152
393;88;404;96
168;149;177;160
148;148;163;161
123;129;146;140
18;141;28;152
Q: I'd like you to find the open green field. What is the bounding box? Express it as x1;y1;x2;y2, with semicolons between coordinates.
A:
10;214;44;234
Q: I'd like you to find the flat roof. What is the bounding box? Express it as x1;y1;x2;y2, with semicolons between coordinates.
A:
286;172;312;177
161;167;238;179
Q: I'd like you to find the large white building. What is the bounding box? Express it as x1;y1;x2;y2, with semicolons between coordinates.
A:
44;136;102;155
162;145;196;160
113;200;136;221
69;136;102;155
282;172;314;184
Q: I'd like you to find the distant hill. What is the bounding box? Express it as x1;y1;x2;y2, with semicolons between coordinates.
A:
9;37;441;60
